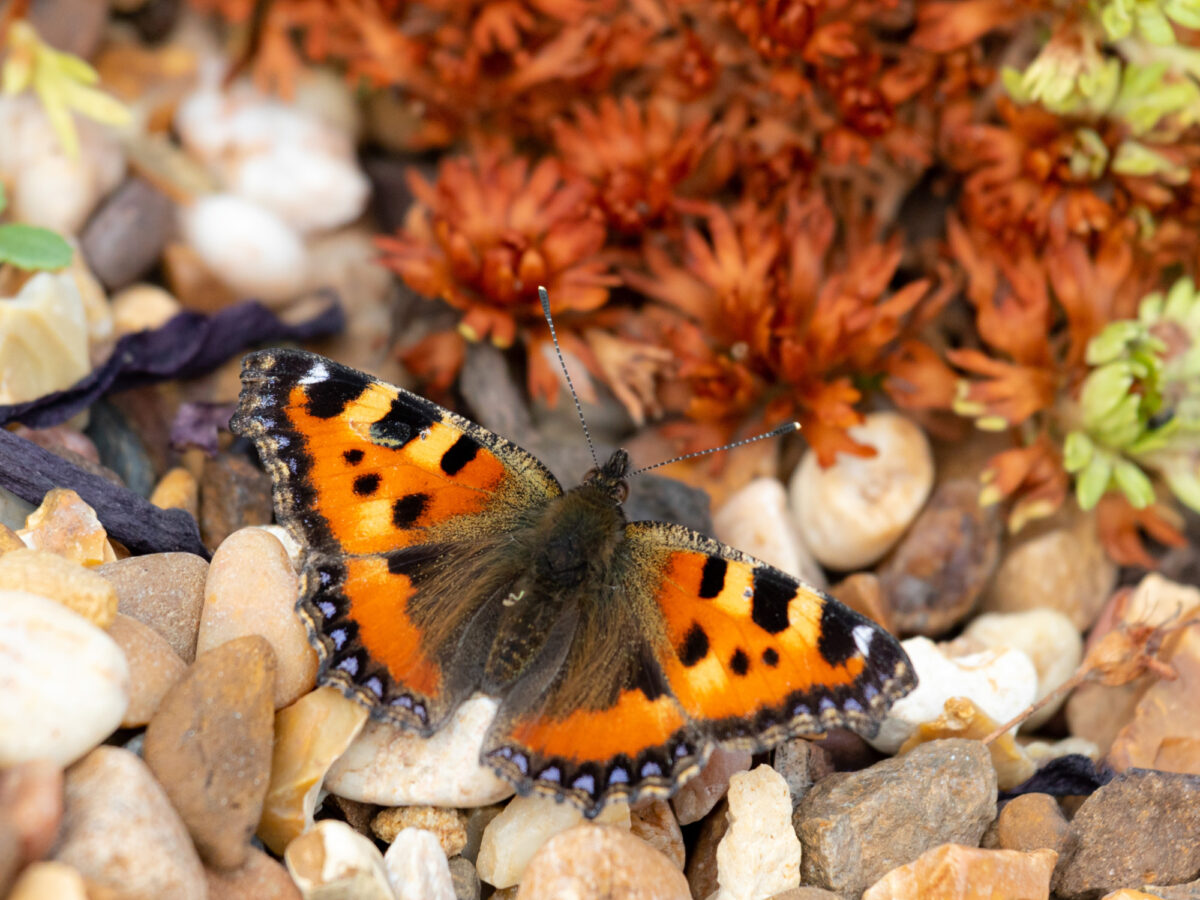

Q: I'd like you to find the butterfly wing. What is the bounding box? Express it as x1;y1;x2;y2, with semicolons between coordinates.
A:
231;349;562;731
624;520;916;748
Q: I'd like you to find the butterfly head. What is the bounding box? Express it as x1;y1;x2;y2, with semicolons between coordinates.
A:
582;449;631;504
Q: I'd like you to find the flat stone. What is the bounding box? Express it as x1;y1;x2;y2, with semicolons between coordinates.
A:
516;823;690;900
81;176;176;290
983;794;1070;854
373;806;466;856
98;552;208;662
772;739;833;809
0;548;117;627
630;801;684;871
325;695;514;808
878;478;1001;636
198;527;316;707
795;739;997;897
205;847;301;900
672;747;751;826
0;591;129;766
715;765;801;900
198;453;274;550
108;612;187;727
0;759;62;866
1054;769;1200;899
257;686;368;856
285;819;393;900
863;844;1056;899
143;635;277;870
53;747;206;900
383;828;455;900
477;794;629;889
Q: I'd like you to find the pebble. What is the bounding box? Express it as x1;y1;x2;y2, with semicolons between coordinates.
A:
0;489;35;532
1065;679;1151;757
0;548;117;627
80;176;176;290
0;521;25;552
108;612;186;726
765;890;843;900
982;794;1070;855
713;478;826;588
383;828;456;900
795;739;997;898
325;695;514;808
897;697;1035;791
961;609;1082;731
18;488;115;567
1139;879;1200;899
979;502;1115;630
685;798;727;900
868;637;1038;753
180;193;308;302
862;844;1057;899
162;240;238;312
1120;572;1200;627
0;95;125;235
789;412;934;571
144;635;277;870
630;801;685;870
83;400;153;497
449;856;481;900
714;765;801;900
672;747;751;826
516;823;691;900
111;284;184;338
462;805;504;863
477;794;630;888
98;551;208;662
7;861;87;900
373;806;467;856
284;819;393;900
877;478;1002;635
772;738;833;809
204;846;302;900
1054;770;1200;899
257;686;368;856
0;591;129;765
198;454;275;549
829;572;895;631
53;746;206;900
0;272;91;405
198;527;316;708
0;759;63;866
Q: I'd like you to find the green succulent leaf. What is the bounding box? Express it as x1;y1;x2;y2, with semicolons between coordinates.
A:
0;223;73;271
1064;431;1096;472
1112;458;1156;507
1077;452;1114;510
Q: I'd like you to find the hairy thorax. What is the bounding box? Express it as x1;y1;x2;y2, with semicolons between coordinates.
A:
527;485;627;591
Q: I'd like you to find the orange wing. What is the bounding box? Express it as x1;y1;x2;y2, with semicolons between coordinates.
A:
231;349;561;730
625;521;916;749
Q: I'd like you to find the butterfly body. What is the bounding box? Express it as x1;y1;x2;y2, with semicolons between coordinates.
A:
232;348;916;815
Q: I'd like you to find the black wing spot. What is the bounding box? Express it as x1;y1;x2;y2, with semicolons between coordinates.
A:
679;623;709;667
353;473;381;496
751;568;794;634
730;648;750;676
634;645;669;701
698;556;727;599
370;398;437;449
305;377;367;419
817;600;862;667
343;449;364;465
762;647;779;667
440;434;480;476
392;493;430;529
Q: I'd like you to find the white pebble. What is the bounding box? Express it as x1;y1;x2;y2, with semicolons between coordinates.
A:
963;609;1082;730
0;591;129;765
715;765;801;900
868;636;1038;754
789;412;934;570
714;478;826;588
384;828;455;900
285;820;393;900
180;193;307;302
477;794;630;889
325;695;514;808
0;271;91;405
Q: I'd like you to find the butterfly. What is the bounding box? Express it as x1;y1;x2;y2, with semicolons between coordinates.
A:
231;338;916;816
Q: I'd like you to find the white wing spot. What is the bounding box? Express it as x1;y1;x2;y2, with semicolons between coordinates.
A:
299;361;330;385
853;624;875;658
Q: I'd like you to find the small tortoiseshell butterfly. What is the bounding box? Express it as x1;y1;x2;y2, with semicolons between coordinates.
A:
231;312;916;815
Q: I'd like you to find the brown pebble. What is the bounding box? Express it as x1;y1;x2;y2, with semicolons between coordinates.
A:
81;176;176;291
685;798;727;900
0;523;24;553
0;759;63;865
98;552;208;662
984;794;1069;855
863;844;1056;899
630;801;685;871
199;454;273;550
0;548;118;627
829;572;895;632
18;489;116;566
205;846;301;900
517;823;690;900
108;613;188;727
372;806;466;856
144;636;277;871
150;467;200;519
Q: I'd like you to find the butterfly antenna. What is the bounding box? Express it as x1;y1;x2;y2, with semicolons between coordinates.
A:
628;422;801;477
539;286;600;469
